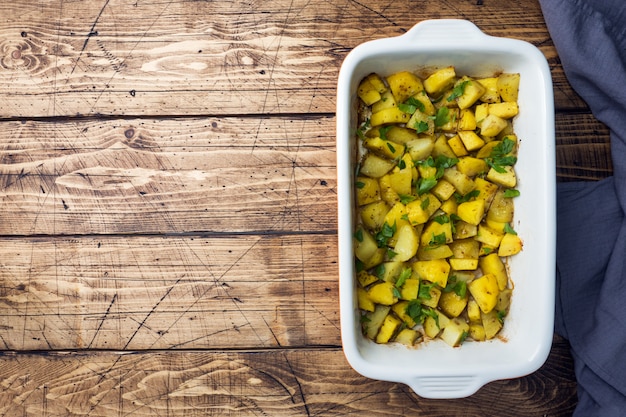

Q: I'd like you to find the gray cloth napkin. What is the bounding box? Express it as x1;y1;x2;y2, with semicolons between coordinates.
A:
538;0;626;415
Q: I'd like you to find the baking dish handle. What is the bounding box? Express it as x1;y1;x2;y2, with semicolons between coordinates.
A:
401;19;490;45
408;375;486;399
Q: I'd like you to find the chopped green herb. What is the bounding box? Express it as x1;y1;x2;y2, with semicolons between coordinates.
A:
497;310;507;323
417;177;438;195
395;267;412;288
485;137;517;173
406;300;423;323
504;189;520;198
400;194;417;204
446;279;467;298
355;259;365;272
355;181;365;189
405;300;437;325
393;287;402;299
418;281;437;300
398;97;425;114
420;196;430;210
448;80;470;102
455;189;480;204
398;159;406;170
375;222;397;248
353;228;363;242
379;125;392;140
375;264;386;280
434;214;450;224
427;232;447;248
386;141;396;154
434;106;450;127
504;223;517;235
415;120;430;133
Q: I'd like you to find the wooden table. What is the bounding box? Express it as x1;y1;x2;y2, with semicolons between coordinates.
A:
0;1;611;415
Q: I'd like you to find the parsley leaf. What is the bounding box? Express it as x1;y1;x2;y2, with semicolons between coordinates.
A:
427;232;447;248
353;228;363;242
444;276;467;298
415;120;430;133
398;97;425;114
375;222;396;248
455;189;480;204
393;287;402;299
405;300;439;326
448;80;470;102
485;137;517;173
418;281;437;300
504;189;520;198
399;194;416;204
379;125;392;140
434;106;450;127
504;223;517;235
417;177;437;195
375;264;386;280
434;214;450;224
395;267;412;288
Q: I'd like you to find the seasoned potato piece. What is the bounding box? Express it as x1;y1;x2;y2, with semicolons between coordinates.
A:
376;314;402;343
498;232;523;256
387;71;424;104
359;153;395;178
455;76;486;109
393;223;420;262
358;73;387;105
371;107;411;126
457;199;486;226
424;66;456;95
367;282;398;306
363;305;391;340
479;253;509;291
394;328;421;346
468;273;499;314
360;200;389;230
357;287;375;312
412;259;450;288
497;72;520;103
440;318;470;347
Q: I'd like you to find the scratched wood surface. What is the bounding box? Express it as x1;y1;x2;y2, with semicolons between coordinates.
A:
0;0;612;415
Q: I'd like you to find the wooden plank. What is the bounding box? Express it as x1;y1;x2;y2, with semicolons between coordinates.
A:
0;116;337;235
0;0;584;118
0;339;576;416
556;113;613;181
0;234;338;350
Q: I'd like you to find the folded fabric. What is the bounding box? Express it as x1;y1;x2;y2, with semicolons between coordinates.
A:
538;0;626;415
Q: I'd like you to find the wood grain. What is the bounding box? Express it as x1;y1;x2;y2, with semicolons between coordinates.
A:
0;0;584;119
0;234;338;350
0;116;336;235
0;336;576;417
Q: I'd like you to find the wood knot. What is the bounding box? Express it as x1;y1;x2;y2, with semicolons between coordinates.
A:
124;128;135;139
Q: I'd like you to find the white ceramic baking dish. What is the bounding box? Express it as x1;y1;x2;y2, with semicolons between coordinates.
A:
337;19;556;399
